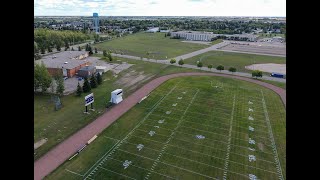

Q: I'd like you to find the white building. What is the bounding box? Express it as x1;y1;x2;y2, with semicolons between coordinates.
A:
171;31;217;41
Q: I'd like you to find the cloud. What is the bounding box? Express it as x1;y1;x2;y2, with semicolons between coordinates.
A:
34;0;286;16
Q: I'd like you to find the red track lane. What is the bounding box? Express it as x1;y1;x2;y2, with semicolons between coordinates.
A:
34;72;286;180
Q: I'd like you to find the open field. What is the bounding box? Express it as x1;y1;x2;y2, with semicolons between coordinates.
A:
258;79;286;90
92;32;208;60
34;57;202;161
184;50;286;74
220;44;286;56
211;39;224;45
45;76;286;180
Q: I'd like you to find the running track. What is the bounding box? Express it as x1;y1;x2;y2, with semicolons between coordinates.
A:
34;72;286;180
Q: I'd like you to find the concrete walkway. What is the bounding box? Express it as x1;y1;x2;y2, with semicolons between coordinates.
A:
34;72;286;180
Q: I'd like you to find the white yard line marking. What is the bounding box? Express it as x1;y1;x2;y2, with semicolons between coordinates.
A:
103;136;120;142
144;89;200;179
83;84;180;179
141;122;272;146
130;134;274;160
148;113;269;135
65;169;84;177
137;129;275;158
118;149;220;180
123;140;277;174
107;157;177;179
223;95;236;180
99;166;137;180
261;90;284;180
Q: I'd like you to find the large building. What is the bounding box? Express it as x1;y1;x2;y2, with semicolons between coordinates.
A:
171;31;216;41
170;31;258;42
36;51;89;78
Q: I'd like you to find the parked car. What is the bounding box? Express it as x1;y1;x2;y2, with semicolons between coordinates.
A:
63;77;68;80
270;72;285;78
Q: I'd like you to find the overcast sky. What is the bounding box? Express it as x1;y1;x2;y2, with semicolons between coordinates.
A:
34;0;286;17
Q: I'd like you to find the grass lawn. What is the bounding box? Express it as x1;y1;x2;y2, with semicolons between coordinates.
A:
259;79;286;90
92;32;208;60
45;76;286;180
211;39;223;45
184;50;286;74
34;57;202;161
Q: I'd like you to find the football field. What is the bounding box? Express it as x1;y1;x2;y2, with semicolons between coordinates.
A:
46;76;286;180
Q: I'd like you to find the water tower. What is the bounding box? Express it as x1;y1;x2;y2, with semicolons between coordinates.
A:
93;13;99;33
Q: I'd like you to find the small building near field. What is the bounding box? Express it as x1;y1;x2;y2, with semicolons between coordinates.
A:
37;51;90;78
95;66;109;75
77;65;96;78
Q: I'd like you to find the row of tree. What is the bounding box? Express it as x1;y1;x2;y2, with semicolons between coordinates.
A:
76;73;103;96
169;59;265;78
34;28;90;55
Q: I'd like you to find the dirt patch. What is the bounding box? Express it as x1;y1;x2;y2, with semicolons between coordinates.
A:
258;142;264;151
221;43;286;56
112;63;134;74
34;138;48;150
245;63;286;74
116;70;153;92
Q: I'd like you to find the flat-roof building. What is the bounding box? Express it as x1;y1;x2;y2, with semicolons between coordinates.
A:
171;31;258;42
171;31;216;41
36;51;89;78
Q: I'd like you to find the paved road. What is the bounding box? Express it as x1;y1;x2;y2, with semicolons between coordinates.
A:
34;72;286;180
108;51;286;83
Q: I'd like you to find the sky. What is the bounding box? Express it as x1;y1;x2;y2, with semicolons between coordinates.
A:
34;0;286;17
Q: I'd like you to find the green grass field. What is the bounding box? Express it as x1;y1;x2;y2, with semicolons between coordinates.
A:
259;79;286;90
92;32;208;60
184;50;286;74
45;76;286;180
211;39;223;45
34;57;202;161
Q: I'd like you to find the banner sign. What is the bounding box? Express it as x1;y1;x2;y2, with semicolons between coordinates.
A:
85;93;94;106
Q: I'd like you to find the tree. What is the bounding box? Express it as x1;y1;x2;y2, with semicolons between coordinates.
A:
178;59;184;66
34;62;52;93
216;65;224;71
170;58;176;64
85;44;89;51
88;45;93;55
40;47;45;54
55;74;65;96
82;77;91;93
229;67;237;74
252;70;263;78
90;74;98;88
95;47;98;53
71;47;74;51
103;50;107;57
76;82;83;96
56;44;61;51
208;64;213;70
78;46;81;51
107;53;113;61
197;62;203;69
65;42;69;51
96;72;102;85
